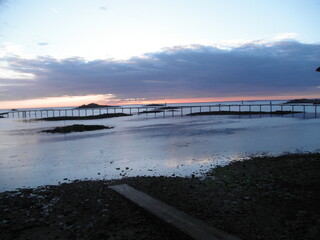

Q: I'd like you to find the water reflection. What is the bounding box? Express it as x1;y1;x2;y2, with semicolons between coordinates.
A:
0;110;320;192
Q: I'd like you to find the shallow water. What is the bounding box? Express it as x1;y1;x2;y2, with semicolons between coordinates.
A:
1;101;320;192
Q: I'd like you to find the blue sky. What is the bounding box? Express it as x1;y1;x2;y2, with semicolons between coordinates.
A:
0;0;319;108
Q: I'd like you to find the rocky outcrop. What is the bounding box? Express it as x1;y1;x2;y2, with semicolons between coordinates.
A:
42;124;113;133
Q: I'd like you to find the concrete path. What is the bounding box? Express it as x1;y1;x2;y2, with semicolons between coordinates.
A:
109;184;241;240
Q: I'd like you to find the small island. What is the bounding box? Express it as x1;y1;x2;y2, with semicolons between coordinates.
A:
143;104;166;107
42;124;113;133
76;103;119;109
285;99;320;104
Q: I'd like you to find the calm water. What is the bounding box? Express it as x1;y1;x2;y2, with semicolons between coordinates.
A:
1;100;319;192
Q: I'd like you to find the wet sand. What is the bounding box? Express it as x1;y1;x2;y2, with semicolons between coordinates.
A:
1;153;319;240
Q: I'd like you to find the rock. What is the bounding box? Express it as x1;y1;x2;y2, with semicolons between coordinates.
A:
42;124;113;133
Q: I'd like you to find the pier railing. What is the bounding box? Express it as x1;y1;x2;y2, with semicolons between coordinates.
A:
0;103;318;119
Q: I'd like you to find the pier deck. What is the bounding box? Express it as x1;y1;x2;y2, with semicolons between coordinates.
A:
0;103;318;118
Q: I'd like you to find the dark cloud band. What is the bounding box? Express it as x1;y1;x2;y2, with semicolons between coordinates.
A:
1;40;319;101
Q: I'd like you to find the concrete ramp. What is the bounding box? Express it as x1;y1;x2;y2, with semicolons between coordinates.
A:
109;184;241;240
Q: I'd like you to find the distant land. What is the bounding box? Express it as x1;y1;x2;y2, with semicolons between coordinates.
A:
144;104;166;107
75;103;119;109
187;110;302;116
285;99;320;104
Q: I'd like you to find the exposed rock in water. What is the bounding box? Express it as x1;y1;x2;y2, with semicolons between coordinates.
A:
42;124;113;133
37;113;131;121
138;110;163;114
187;110;302;116
158;106;179;110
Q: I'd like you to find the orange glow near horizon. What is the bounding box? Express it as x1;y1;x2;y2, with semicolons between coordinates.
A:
1;93;320;110
114;94;320;106
0;94;116;110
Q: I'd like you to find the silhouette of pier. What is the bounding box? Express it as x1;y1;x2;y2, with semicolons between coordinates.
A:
0;103;318;119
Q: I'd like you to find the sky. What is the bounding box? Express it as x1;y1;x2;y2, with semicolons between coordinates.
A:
0;0;319;109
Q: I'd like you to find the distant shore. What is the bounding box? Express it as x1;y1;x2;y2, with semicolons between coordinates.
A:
75;103;119;109
285;99;320;104
1;152;319;240
187;110;302;116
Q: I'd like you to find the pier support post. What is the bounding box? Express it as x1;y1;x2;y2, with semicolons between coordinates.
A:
292;106;294;117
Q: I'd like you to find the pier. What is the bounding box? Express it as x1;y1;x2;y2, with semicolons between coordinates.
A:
0;103;318;119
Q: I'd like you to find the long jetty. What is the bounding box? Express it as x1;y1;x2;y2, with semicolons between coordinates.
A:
0;103;318;119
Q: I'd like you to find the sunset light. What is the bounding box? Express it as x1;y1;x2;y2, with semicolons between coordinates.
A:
1;2;320;238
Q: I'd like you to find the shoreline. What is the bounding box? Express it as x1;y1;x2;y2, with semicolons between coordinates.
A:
1;153;319;239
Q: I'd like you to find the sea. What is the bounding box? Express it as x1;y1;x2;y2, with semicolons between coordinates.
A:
0;100;319;192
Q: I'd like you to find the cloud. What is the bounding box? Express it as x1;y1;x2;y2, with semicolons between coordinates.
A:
0;40;319;102
38;42;49;46
99;6;107;11
274;33;298;41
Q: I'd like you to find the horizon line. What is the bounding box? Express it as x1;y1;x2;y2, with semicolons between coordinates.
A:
1;95;318;110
